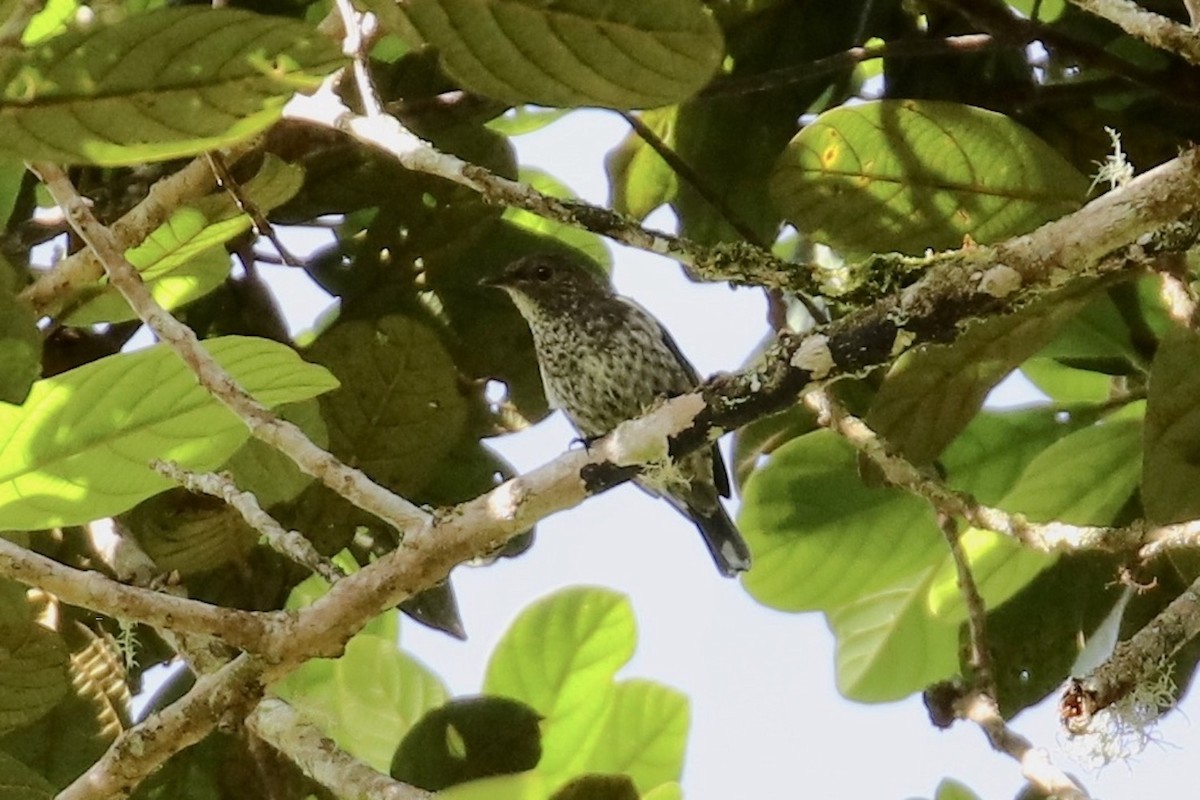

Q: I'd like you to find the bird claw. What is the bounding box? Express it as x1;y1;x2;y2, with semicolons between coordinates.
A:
570;435;600;451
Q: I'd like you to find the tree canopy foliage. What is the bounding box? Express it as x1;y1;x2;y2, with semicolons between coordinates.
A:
2;0;1200;797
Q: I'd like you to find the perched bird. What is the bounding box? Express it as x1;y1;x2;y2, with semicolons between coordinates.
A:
483;253;752;577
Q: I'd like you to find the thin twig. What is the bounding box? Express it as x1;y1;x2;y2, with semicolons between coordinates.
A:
936;0;1200;107
331;0;384;117
802;391;1145;553
152;460;344;583
616;111;763;245
701;33;996;97
937;513;994;689
615;111;829;323
205;153;303;268
1158;272;1200;327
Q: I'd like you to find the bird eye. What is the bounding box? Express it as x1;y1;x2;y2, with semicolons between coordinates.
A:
533;265;552;282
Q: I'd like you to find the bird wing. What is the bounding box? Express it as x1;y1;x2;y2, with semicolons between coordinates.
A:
617;296;732;499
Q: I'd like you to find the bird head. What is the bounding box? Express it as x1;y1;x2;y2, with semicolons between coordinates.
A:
480;254;610;313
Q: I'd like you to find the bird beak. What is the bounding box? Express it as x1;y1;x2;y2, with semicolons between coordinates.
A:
478;274;505;289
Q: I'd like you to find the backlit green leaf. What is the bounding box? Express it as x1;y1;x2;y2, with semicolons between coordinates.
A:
740;430;943;611
484;588;635;783
0;337;338;529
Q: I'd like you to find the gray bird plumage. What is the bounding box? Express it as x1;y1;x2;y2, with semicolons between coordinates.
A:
484;253;752;577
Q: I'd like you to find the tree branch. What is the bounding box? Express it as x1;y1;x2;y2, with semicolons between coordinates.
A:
58;654;266;800
1061;570;1200;733
1069;0;1200;65
281;82;820;295
151;460;344;583
701;33;996;97
958;691;1090;799
0;534;269;651
248;699;433;800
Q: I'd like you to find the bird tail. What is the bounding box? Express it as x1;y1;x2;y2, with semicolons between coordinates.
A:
689;502;752;577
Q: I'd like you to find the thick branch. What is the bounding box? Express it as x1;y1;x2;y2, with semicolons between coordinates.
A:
58;655;266;800
248;699;432;800
0;535;268;651
1069;0;1200;65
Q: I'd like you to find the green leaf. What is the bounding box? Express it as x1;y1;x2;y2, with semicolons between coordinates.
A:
19;0;75;46
989;404;1144;524
0;8;343;165
484;588;636;783
550;774;638;800
984;553;1122;716
928;407;1144;618
1144;327;1200;524
1021;284;1154;403
770;99;1088;254
730;403;816;489
486;106;570;137
389;696;543;790
0;749;54;800
642;784;682;800
436;772;550;800
827;565;959;702
305;314;468;497
739;430;943;612
63;156;304;325
397;0;724;109
670;2;864;245
0;283;39;405
64;247;232;327
1020;358;1112;404
605;108;679;221
221;399;327;509
274;617;449;772
585;680;688;793
934;777;983;800
0;336;338;530
941;408;1087;506
0;582;68;735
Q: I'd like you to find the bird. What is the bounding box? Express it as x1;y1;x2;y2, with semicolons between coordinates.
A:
482;253;752;577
